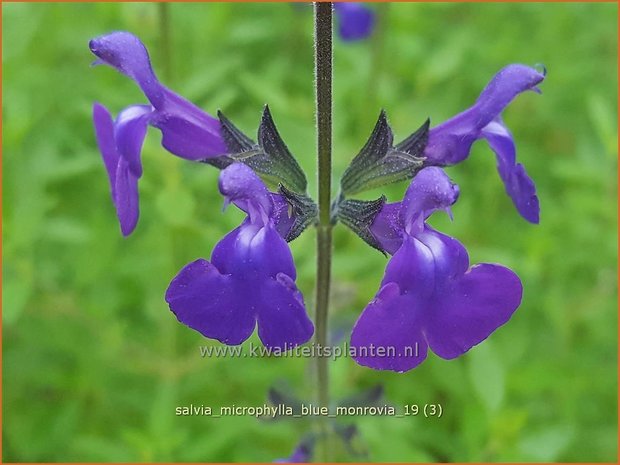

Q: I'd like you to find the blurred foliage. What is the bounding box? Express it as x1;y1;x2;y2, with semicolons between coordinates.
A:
2;2;618;462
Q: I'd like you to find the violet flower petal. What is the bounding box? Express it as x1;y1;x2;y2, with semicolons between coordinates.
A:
256;273;314;349
334;3;375;41
425;263;523;359
93;102;142;236
93;102;119;189
114;104;152;177
482;119;540;223
417;226;469;279
165;258;256;345
113;157;140;236
211;223;297;281
381;235;435;299
350;281;429;372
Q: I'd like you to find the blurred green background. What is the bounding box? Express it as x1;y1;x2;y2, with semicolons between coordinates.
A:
3;2;618;462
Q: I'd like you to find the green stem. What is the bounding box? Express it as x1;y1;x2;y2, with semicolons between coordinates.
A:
314;2;333;462
158;2;172;82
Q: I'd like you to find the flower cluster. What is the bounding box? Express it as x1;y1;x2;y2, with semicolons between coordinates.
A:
339;63;545;372
91;31;545;372
91;31;314;349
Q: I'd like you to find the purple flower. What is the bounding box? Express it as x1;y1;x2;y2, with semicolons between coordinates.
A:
274;442;313;463
91;31;227;235
424;64;546;223
350;167;523;372
334;3;375;41
165;163;314;349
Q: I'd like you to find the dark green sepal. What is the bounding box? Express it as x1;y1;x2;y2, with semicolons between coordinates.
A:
218;110;255;152
333;194;387;253
340;111;429;196
258;105;308;193
395;117;430;156
203;106;308;193
278;184;318;242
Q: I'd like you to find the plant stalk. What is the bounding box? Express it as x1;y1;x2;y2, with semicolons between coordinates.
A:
158;2;172;82
314;2;333;462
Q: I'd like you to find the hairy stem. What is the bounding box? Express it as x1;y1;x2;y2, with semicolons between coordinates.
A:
314;2;333;462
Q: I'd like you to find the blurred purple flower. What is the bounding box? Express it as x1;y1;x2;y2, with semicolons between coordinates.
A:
90;31;226;235
274;441;313;463
424;64;546;223
350;167;523;372
334;3;375;41
165;163;314;349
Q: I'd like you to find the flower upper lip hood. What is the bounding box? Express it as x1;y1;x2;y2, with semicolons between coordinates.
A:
425;64;546;165
368;167;460;255
424;64;545;224
474;64;545;125
90;31;226;160
218;162;273;224
90;31;163;105
400;167;460;235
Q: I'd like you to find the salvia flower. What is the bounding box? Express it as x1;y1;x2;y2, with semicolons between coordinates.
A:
334;3;375;41
91;31;226;235
424;64;546;223
165;163;314;349
350;167;523;372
